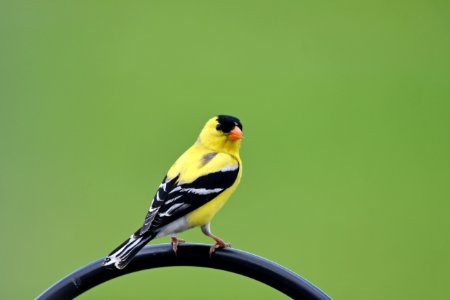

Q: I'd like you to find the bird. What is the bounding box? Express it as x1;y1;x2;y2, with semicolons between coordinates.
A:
103;115;243;269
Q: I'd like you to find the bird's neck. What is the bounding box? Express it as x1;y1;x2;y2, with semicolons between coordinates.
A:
196;138;241;159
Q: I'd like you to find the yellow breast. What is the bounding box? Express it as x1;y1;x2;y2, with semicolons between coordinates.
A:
167;142;242;227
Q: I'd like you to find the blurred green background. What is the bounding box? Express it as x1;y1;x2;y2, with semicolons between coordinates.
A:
1;1;449;299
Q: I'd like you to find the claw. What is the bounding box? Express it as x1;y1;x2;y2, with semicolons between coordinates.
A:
171;236;186;256
209;240;231;257
200;223;232;257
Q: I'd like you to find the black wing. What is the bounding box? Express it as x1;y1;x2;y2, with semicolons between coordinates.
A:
139;164;239;235
139;175;179;234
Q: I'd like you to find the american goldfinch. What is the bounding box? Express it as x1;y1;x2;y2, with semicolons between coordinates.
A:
104;115;243;269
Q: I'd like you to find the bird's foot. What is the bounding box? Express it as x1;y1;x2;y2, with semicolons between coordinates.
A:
209;238;231;257
171;236;186;256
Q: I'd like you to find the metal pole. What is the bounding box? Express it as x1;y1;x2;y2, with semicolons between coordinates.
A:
37;243;331;299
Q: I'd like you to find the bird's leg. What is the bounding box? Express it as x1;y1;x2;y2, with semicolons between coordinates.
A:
170;235;186;256
201;223;231;256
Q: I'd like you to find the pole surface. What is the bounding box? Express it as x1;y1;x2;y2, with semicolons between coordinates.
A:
37;243;331;299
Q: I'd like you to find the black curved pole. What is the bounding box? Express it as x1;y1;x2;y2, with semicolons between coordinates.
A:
37;243;331;300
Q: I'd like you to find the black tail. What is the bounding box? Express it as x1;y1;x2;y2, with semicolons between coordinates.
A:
103;230;155;269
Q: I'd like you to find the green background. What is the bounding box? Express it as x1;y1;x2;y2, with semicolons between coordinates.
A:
1;1;449;299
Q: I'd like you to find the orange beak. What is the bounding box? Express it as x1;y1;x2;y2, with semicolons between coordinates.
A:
228;126;243;141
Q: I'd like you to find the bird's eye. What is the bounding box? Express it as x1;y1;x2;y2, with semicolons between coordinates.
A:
216;122;234;133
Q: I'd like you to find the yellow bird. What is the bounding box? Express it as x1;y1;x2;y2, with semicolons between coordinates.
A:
104;115;243;269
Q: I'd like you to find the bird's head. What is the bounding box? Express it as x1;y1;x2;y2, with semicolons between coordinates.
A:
198;115;243;155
